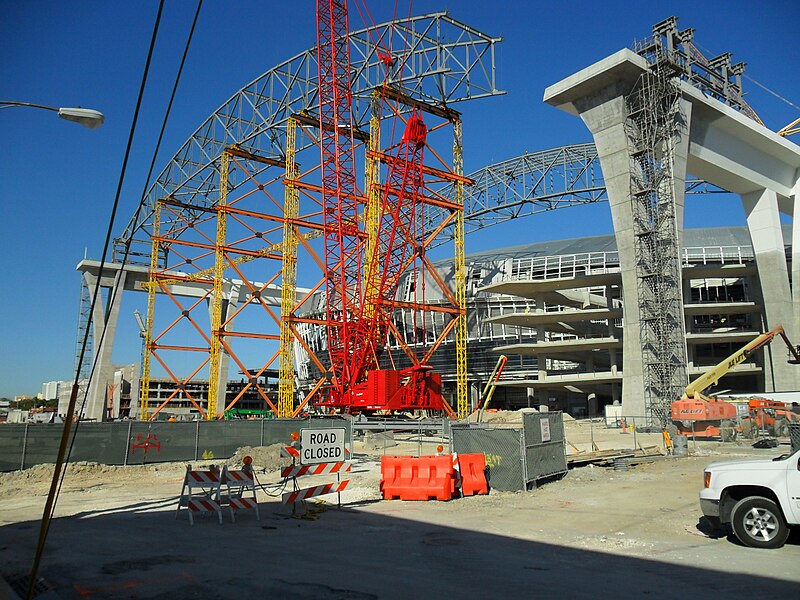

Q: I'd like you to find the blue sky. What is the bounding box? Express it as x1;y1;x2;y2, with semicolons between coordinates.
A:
1;0;798;398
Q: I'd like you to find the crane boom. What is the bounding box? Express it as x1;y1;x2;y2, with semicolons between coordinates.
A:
316;0;361;392
684;326;795;398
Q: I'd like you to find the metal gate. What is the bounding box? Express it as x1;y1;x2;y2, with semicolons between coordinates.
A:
451;411;567;491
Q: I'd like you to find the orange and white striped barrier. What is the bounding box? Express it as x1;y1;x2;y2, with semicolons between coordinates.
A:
281;462;351;478
280;442;351;510
451;452;462;490
187;498;222;525
221;466;260;523
280;446;301;459
282;480;350;504
188;470;221;485
177;466;223;525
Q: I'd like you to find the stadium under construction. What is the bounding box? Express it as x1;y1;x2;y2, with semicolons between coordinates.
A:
69;14;800;427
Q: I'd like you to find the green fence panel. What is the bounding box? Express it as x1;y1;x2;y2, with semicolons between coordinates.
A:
0;418;355;472
70;423;129;465
126;422;198;465
522;411;568;485
20;425;63;469
0;424;27;471
451;425;525;492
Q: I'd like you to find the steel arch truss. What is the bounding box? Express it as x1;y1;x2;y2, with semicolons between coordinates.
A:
114;12;503;265
423;142;724;241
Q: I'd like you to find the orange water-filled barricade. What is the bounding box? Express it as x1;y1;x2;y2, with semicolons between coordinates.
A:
380;455;457;501
455;453;489;496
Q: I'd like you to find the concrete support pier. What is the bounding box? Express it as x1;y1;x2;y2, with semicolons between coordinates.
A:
545;47;800;414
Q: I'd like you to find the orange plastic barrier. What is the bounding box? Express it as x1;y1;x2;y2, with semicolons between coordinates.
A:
380;455;456;501
456;453;489;496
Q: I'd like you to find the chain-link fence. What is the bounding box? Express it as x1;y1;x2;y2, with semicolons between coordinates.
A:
451;412;567;491
450;426;526;491
790;423;800;452
522;411;567;485
0;418;352;472
351;418;449;458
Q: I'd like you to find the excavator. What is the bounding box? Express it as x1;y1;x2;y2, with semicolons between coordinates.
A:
671;325;800;439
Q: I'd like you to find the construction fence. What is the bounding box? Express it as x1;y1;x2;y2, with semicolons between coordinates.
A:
450;411;567;491
0;418;352;472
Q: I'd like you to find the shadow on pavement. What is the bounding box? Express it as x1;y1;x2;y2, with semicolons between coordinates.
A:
1;497;798;599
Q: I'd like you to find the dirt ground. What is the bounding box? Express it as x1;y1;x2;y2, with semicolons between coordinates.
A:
0;418;798;599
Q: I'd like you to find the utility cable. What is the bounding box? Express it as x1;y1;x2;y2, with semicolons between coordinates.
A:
27;2;167;597
743;75;800;113
693;40;800;115
53;0;204;524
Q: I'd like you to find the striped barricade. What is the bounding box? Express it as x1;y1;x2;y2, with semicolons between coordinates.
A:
280;445;351;508
281;462;351;478
176;466;223;525
282;480;350;505
280;445;301;459
221;466;260;523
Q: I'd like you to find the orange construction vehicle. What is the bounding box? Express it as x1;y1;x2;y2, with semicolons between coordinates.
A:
741;397;800;438
671;326;800;439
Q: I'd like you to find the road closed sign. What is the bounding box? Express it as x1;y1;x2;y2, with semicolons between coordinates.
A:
300;428;346;465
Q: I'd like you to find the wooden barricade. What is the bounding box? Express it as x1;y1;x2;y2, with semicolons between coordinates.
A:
221;465;260;523
280;445;351;508
176;466;223;525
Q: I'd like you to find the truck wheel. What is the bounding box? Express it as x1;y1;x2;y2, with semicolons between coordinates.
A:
720;420;736;442
730;496;790;549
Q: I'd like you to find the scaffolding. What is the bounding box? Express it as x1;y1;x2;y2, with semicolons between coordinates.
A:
624;47;688;426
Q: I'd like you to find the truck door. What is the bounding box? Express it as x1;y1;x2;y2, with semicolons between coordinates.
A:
787;452;800;523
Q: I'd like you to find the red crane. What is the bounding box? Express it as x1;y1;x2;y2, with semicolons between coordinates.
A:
316;0;362;391
315;1;445;413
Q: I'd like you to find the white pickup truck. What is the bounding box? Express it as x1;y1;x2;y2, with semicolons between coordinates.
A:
700;448;800;548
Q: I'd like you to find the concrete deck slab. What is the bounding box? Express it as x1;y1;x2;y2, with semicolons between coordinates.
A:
683;302;760;316
480;271;621;297
493;337;622;355
685;331;761;344
497;371;623;389
487;308;623;327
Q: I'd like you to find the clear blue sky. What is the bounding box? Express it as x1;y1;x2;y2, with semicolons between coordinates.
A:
1;0;798;398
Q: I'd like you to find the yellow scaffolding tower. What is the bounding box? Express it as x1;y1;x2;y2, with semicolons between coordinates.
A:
207;151;230;420
278;119;299;417
362;90;382;335
453;119;468;419
139;201;162;421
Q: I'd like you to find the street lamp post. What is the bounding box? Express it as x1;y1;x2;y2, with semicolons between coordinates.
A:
0;101;104;129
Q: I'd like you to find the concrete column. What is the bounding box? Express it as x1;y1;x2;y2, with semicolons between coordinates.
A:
526;387;535;409
606;285;619;374
573;91;691;417
683;277;695;371
792;177;800;332
85;270;127;421
534;293;547;384
742;188;799;391
207;282;240;416
587;392;598;417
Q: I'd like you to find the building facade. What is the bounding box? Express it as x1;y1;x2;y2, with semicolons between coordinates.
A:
293;225;794;419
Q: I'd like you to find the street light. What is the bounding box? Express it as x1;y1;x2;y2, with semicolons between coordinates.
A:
0;101;104;129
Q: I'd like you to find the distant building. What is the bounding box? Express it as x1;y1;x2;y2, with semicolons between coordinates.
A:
41;380;62;401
